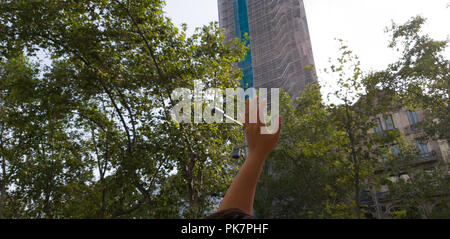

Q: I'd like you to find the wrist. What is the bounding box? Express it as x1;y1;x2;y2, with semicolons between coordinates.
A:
247;150;269;161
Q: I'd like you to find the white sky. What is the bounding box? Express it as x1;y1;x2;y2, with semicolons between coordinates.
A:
163;0;450;102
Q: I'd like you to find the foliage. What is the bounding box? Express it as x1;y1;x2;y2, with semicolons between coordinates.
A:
254;84;341;218
323;41;401;218
0;1;447;219
366;16;449;142
381;141;449;219
364;16;450;219
0;0;246;218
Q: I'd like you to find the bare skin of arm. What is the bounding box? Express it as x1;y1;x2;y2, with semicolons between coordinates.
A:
218;97;282;215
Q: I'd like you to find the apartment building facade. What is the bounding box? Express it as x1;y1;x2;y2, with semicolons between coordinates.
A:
362;106;449;218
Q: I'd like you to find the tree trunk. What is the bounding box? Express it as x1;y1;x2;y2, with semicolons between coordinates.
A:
0;134;5;219
186;154;201;218
0;153;6;219
371;187;383;219
0;180;5;219
345;104;361;219
354;174;361;219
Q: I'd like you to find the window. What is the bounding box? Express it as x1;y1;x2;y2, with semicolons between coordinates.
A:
415;139;429;153
406;110;419;127
391;145;400;156
373;118;383;133
385;114;395;130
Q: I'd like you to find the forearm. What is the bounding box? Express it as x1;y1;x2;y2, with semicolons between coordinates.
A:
218;152;267;215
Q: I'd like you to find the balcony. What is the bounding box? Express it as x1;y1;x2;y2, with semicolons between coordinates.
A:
375;128;400;137
359;191;389;205
403;124;421;135
375;151;438;173
415;151;437;163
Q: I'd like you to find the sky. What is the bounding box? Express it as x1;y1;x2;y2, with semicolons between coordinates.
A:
163;0;450;102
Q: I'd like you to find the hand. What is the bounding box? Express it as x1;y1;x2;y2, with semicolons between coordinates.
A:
243;97;282;158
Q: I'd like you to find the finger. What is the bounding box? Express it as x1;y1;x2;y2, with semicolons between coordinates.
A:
276;116;282;136
258;98;267;125
244;97;250;126
248;97;258;124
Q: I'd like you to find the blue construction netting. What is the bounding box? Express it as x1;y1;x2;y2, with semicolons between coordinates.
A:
233;0;254;90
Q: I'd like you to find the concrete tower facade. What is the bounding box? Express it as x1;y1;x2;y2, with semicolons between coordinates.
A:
218;0;316;100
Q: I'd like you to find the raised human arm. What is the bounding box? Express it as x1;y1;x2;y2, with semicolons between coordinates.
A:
218;98;281;215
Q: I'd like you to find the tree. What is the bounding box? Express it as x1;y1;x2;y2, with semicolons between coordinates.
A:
0;0;247;218
255;16;448;219
365;16;450;219
254;42;402;219
323;40;401;218
380;141;450;219
254;84;341;218
366;16;449;142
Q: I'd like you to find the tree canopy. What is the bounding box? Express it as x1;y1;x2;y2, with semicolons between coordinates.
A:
0;0;247;218
0;1;447;219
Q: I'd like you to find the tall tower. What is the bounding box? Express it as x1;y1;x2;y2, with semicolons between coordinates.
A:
218;0;316;100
